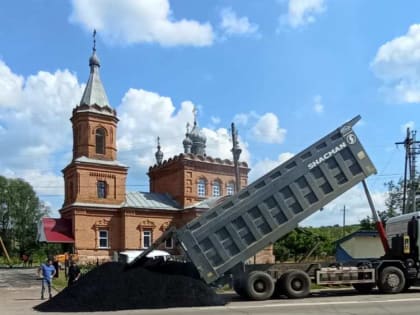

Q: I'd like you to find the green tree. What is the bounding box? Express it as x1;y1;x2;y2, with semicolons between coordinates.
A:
274;228;321;262
359;216;374;230
274;225;361;262
359;180;403;229
384;180;403;217
0;176;11;245
0;176;50;255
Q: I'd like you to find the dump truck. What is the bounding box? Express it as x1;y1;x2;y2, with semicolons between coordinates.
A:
131;115;420;300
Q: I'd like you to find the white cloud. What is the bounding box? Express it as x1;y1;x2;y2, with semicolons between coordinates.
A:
249;152;294;181
233;111;287;144
117;89;194;169
204;127;250;162
301;185;387;227
280;0;326;29
219;7;259;37
0;60;23;108
313;95;324;113
0;61;83;204
116;88;251;177
234;112;253;126
371;24;420;103
251;112;287;143
210;116;221;125
70;0;214;47
5;169;64;197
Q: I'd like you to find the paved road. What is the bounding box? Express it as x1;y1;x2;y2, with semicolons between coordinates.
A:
1;267;420;314
0;267;40;289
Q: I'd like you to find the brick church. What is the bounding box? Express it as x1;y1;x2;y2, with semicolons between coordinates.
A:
38;41;274;264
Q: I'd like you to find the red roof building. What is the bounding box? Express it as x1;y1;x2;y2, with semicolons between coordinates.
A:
38;218;74;243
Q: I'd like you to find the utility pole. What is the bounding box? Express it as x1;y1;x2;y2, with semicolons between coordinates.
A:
396;128;420;213
231;123;242;193
0;236;12;267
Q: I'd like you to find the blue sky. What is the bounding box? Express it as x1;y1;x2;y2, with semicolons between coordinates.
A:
0;0;419;226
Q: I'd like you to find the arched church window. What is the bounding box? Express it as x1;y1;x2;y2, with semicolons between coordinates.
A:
197;178;206;197
96;128;106;154
212;180;221;197
227;182;235;196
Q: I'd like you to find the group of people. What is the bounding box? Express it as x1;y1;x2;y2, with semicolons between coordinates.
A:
37;258;81;300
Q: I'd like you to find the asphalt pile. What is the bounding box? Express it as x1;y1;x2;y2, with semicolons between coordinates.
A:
33;261;226;312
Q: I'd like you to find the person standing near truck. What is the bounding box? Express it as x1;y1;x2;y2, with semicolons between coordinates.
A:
38;259;56;300
67;260;81;286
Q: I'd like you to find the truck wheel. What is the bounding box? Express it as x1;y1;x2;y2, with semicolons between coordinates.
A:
280;270;311;299
244;271;275;300
377;266;405;294
233;276;247;298
352;283;375;294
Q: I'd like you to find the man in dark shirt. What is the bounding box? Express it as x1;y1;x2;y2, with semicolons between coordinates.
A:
67;260;81;286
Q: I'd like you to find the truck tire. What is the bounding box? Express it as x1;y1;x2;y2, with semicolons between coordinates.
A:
280;270;311;299
233;276;247;298
377;266;405;294
352;283;375;294
244;271;275;300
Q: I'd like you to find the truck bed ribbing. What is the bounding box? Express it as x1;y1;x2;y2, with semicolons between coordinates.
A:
131;115;377;285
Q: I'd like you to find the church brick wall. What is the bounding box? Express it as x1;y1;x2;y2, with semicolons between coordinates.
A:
149;156;249;208
71;209;121;263
63;164;127;206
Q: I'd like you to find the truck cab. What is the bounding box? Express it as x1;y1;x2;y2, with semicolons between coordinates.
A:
386;211;420;261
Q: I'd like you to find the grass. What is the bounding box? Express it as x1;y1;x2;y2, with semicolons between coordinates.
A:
51;263;97;291
52;270;68;291
0;255;47;268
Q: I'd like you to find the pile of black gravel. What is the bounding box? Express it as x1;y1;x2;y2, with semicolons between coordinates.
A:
33;261;226;312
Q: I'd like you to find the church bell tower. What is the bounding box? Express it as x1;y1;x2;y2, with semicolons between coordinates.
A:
62;31;128;208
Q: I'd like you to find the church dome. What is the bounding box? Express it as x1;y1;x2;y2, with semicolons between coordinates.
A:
89;51;100;67
189;122;207;143
183;135;193;146
181;108;206;156
155;137;164;165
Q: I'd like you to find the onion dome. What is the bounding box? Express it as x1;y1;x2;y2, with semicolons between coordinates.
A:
155;137;164;165
187;108;207;156
89;51;100;67
183;136;193;154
